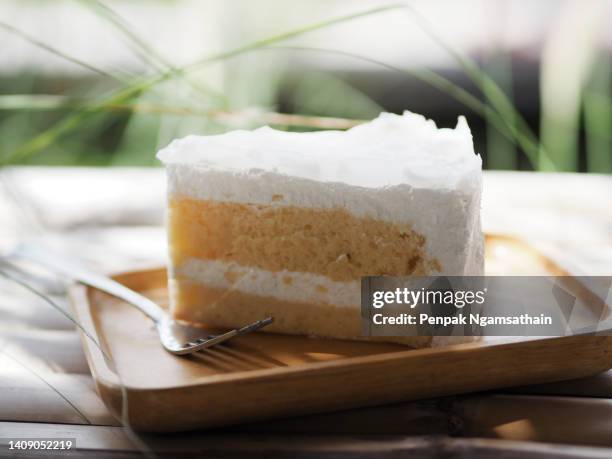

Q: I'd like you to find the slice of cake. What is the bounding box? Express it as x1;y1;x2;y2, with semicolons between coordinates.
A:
157;111;483;347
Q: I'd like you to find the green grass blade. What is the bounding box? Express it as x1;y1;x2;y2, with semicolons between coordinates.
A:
483;51;517;170
397;6;545;169
0;94;78;111
75;0;168;72
182;4;405;74
0;94;371;132
0;21;126;81
268;45;532;156
538;2;607;171
292;71;382;119
1;4;405;165
584;54;612;173
75;0;227;105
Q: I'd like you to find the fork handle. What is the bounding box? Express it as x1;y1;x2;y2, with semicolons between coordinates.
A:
11;244;166;323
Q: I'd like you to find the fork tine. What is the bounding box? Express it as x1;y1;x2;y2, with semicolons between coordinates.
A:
236;316;274;336
180;316;275;353
196;329;239;349
195;317;274;351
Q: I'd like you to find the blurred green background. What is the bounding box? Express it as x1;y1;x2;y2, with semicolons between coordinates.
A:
0;0;610;172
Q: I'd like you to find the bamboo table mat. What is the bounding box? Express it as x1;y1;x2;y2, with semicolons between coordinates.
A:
1;167;611;458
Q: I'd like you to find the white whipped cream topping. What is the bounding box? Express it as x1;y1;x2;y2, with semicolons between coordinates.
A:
158;111;481;190
158;111;484;275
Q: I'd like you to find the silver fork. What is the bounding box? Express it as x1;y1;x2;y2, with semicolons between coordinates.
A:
7;244;273;355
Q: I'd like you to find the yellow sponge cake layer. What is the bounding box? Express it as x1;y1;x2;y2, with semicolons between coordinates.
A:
169;197;440;282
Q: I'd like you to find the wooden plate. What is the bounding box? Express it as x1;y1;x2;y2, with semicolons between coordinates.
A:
69;235;612;432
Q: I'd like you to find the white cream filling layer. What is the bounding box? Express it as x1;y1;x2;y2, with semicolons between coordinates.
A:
174;258;360;308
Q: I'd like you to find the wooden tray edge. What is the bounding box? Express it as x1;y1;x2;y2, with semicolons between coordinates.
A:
68;232;611;392
67;234;612;430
